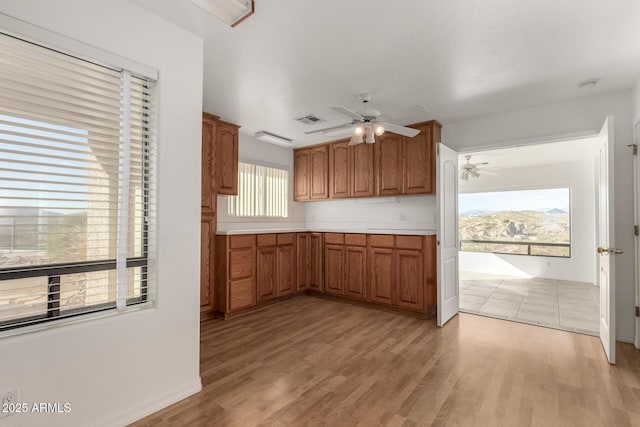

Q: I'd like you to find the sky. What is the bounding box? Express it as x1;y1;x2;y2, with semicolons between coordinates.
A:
459;188;570;213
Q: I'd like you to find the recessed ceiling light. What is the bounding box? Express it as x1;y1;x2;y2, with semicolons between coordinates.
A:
577;78;600;89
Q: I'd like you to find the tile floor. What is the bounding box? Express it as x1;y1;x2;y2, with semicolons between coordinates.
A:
460;271;600;335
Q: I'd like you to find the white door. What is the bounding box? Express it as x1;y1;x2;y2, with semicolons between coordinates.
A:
437;143;459;326
597;116;617;364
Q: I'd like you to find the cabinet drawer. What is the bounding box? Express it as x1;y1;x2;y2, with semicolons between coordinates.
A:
277;233;295;245
345;233;366;246
230;234;254;249
229;278;254;310
257;234;277;247
229;248;253;280
396;235;423;250
324;233;345;244
369;234;395;248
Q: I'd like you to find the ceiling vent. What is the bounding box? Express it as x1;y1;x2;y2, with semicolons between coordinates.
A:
254;131;294;147
295;114;325;125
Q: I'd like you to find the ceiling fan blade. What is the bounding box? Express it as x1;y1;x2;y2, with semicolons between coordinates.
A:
331;106;364;121
304;122;354;135
325;126;357;137
379;122;420;138
378;105;428;122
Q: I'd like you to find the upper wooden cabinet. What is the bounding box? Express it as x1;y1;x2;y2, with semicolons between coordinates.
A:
294;146;329;201
201;113;218;212
329;140;350;199
293;120;440;201
404;122;440;194
215;120;240;195
376;132;404;195
310;146;329;199
350;142;375;198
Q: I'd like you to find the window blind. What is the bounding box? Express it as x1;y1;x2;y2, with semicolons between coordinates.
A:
0;32;156;332
229;162;288;217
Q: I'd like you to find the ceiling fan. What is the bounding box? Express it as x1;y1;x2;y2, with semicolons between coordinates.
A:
460;155;498;180
304;93;427;146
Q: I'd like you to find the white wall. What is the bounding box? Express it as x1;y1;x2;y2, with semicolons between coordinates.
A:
304;195;437;233
216;134;305;231
0;1;203;426
634;77;640;126
444;90;635;342
459;162;596;283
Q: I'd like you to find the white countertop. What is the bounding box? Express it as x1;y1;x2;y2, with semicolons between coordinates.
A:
216;228;437;236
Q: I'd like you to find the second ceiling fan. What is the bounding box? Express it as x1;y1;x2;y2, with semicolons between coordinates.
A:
305;93;427;146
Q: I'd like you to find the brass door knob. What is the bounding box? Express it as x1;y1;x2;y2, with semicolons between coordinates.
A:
612;248;624;254
597;247;608;254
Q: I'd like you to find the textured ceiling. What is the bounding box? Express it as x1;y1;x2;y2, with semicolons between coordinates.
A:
131;0;640;147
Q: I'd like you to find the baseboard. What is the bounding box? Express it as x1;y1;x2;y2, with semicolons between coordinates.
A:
99;377;202;427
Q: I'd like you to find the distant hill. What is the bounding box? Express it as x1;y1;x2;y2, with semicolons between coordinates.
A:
547;208;568;214
460;209;495;217
459;210;570;243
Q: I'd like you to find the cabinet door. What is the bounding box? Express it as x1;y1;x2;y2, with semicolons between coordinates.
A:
351;142;375;197
201;118;216;212
256;246;277;302
228;246;255;310
277;244;295;296
329;140;350;199
368;247;395;305
200;215;216;311
396;249;424;311
294;149;311;201
310;145;329;200
376;132;404;195
296;233;309;290
309;233;324;291
344;246;366;300
404;123;434;194
216;122;239;195
324;244;344;296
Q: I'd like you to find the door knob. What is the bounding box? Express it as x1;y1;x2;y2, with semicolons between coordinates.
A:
597;247;608;254
611;248;624;254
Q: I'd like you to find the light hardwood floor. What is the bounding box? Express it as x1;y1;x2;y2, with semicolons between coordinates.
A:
131;296;640;427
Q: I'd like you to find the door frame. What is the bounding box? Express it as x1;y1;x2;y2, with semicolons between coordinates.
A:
634;119;640;349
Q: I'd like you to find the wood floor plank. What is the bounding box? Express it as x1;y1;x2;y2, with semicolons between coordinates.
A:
130;296;640;427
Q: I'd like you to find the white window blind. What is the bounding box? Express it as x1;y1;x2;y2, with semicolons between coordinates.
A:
229;162;288;217
0;32;156;332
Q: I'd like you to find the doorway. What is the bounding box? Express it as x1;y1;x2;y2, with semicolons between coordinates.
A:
456;137;601;335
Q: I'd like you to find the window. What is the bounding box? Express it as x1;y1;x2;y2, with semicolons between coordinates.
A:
0;32;156;333
459;188;571;258
228;162;288;217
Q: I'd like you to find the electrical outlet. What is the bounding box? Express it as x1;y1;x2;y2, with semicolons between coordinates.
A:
0;388;20;419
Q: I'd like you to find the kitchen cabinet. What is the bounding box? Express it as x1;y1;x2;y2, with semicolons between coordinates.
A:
292;120;440;201
276;234;296;296
376;132;404;195
256;234;277;302
344;234;367;300
324;243;344;296
201;113;218;212
368;235;395;305
215;120;239;195
351;142;375;197
310;145;329;199
215;234;256;315
294;150;311;200
404;122;440;194
200;214;216;312
294;145;329;201
297;232;323;291
329;140;350;199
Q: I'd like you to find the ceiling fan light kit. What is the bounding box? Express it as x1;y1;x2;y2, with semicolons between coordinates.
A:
459;155;494;180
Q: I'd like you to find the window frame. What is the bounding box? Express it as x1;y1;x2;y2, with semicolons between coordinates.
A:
0;19;157;335
458;186;572;259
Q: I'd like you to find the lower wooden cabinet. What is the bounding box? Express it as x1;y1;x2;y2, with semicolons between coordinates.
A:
256;245;277;302
215;232;436;318
216;234;256;314
368;246;395;305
